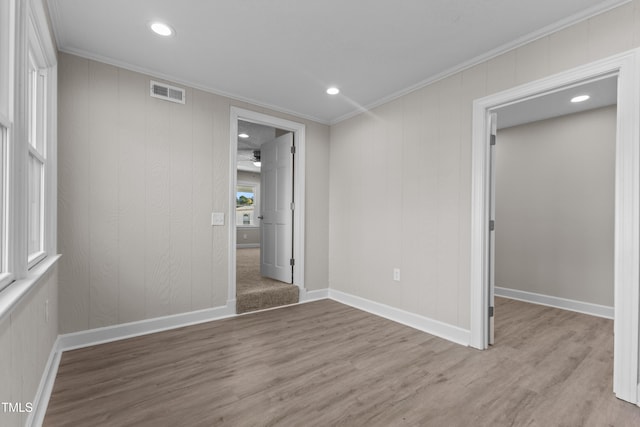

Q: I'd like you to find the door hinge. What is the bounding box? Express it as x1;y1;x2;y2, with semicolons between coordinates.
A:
290;258;295;266
489;306;494;317
291;146;296;154
489;220;495;231
490;134;496;146
290;202;295;211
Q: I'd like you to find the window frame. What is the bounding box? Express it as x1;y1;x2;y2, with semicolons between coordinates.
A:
0;124;11;291
0;0;15;291
0;0;59;326
26;46;47;268
236;181;260;228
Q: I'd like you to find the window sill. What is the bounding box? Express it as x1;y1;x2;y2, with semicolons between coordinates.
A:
0;254;61;323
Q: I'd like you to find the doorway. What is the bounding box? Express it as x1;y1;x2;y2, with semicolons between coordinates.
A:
229;108;307;314
235;120;296;313
470;50;640;404
488;77;617;346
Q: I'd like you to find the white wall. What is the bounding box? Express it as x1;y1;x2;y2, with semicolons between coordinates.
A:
58;53;330;333
495;106;616;307
329;1;640;331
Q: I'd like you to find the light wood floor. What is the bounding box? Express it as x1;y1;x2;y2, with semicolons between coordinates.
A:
44;298;640;426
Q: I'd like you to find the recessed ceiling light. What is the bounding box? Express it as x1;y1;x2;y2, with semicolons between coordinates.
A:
571;95;590;103
326;87;340;95
150;22;174;37
238;133;249;139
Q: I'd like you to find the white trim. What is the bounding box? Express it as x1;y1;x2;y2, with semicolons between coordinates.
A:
301;288;329;302
46;64;57;256
495;287;614;319
58;304;235;352
27;336;61;427
29;0;57;67
329;289;470;346
229;107;306;312
470;49;640;404
236;243;260;249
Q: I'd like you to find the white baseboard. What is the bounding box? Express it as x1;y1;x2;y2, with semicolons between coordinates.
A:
58;304;235;351
27;337;62;427
300;288;329;302
236;243;260;249
328;289;470;346
495;287;614;319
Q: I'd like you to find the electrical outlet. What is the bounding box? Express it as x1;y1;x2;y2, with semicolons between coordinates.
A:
393;268;401;282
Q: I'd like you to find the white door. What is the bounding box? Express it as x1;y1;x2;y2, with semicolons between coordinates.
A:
260;133;294;283
488;113;497;345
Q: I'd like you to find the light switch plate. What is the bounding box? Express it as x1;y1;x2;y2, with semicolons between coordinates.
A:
211;212;225;226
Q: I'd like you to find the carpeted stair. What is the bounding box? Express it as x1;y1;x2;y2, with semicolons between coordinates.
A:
236;248;299;314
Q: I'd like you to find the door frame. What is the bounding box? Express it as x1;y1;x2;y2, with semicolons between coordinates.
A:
469;49;640;404
228;107;306;310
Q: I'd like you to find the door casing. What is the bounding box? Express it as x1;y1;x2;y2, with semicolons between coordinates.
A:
229;107;307;310
470;49;640;404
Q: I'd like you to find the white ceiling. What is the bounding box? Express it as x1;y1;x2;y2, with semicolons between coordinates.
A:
237;121;281;173
47;0;627;125
495;75;618;129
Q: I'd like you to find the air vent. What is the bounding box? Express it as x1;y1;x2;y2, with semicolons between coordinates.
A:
150;80;186;104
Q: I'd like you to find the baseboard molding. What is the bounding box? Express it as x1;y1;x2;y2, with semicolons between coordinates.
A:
495;287;614;319
27;337;62;427
300;288;329;302
328;289;470;346
236;243;260;249
58;304;235;352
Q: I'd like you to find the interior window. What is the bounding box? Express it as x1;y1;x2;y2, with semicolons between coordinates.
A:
236;184;258;227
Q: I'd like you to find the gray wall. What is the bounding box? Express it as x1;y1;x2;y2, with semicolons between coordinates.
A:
237;170;261;247
495;106;616;306
58;53;330;333
329;2;639;330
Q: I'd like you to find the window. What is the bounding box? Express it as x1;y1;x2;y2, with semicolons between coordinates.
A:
0;0;13;290
26;49;47;267
0;0;57;300
0;125;8;291
236;183;259;227
0;0;13;122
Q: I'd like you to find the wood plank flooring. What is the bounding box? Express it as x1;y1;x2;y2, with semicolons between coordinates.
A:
44;298;640;426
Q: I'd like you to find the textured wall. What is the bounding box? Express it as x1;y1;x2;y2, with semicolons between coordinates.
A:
329;2;640;330
0;267;58;427
58;53;330;333
495;106;616;306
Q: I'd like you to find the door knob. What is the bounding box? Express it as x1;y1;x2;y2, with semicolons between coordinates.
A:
258;215;264;220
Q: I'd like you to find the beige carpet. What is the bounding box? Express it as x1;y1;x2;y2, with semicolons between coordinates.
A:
236;248;299;314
